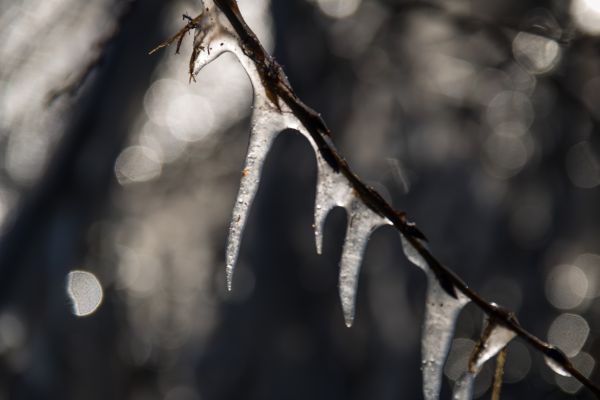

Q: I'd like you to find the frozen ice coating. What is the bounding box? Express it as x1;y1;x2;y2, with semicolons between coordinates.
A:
401;235;469;400
313;154;354;254
400;233;429;271
545;355;572;377
188;0;394;304
278;117;354;256
421;269;469;400
452;372;475;400
281;116;393;326
186;1;290;289
470;323;516;372
146;2;598;397
191;3;273;103
339;200;390;327
452;321;516;400
225;103;287;290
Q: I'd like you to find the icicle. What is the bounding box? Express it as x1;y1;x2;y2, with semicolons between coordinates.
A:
470;322;516;371
401;235;469;400
452;373;475;400
225;104;286;290
339;199;390;327
282;110;392;326
278;114;350;256
452;320;516;400
313;153;353;254
422;270;469;400
188;4;292;290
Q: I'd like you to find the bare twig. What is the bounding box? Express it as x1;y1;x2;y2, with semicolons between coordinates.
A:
148;13;203;55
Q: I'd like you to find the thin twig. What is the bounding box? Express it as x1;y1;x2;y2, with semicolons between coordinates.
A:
148;13;203;55
492;348;507;400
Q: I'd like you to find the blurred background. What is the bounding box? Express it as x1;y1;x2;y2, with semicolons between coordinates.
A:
0;0;599;398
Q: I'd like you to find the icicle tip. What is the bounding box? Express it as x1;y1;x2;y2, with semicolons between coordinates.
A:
315;234;323;255
226;264;234;291
344;317;354;328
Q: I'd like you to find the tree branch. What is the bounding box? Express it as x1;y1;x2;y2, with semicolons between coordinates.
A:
155;1;600;396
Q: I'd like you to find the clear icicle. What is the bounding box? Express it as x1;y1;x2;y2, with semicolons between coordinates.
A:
313;153;353;254
225;105;285;290
279;115;350;256
401;235;470;400
452;372;475;400
452;321;516;400
189;4;291;290
339;200;390;327
284;113;393;326
470;323;516;371
422;270;469;400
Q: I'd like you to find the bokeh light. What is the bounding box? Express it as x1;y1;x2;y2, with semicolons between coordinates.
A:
503;341;531;383
512;32;561;74
0;0;600;398
444;338;476;382
0;312;25;354
566;141;600;189
545;264;589;310
547;313;589;357
115;145;163;185
66;270;103;317
571;0;600;35
575;253;600;299
316;0;362;19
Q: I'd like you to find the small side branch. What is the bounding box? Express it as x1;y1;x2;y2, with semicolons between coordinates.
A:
148;13;203;55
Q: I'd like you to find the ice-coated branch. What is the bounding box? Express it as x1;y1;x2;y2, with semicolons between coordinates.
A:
150;1;600;398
